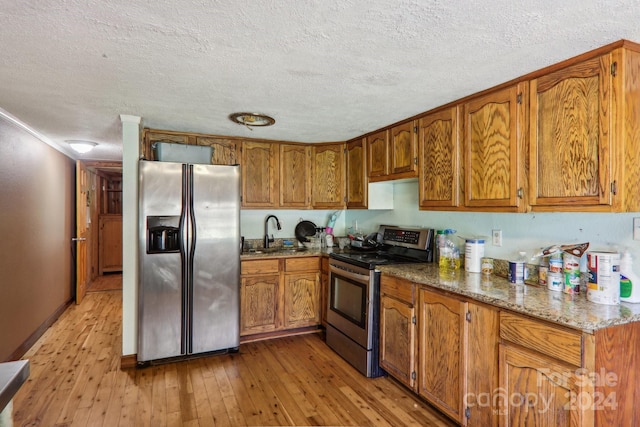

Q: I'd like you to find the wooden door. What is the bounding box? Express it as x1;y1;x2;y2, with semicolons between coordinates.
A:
311;144;345;209
419;106;461;209
419;289;468;424
240;274;281;335
279;144;311;208
389;121;418;176
366;129;389;179
499;344;586;427
75;161;90;304
283;272;320;328
462;84;527;211
242;141;278;208
99;215;122;274
380;294;416;390
529;54;612;209
196;136;239;165
346;139;367;208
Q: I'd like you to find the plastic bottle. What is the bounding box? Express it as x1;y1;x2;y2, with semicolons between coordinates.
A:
620;251;640;303
438;230;460;271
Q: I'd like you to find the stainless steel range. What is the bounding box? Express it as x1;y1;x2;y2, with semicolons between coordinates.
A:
326;225;434;377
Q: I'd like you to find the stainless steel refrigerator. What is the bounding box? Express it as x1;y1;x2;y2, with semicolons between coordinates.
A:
138;160;240;362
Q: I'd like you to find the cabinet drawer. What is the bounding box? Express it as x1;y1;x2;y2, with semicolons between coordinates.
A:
241;259;280;275
500;312;583;367
285;257;320;272
380;274;414;304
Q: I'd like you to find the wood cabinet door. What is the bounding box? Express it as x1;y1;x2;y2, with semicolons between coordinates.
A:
419;289;468;423
242;141;279;208
311;144;345;209
346;139;367;208
380;295;416;390
418;107;461;209
283;272;320;329
279;144;310;208
240;274;281;335
366;129;389;179
390;121;418;176
196;136;239;165
462;84;526;211
499;344;588;427
529;54;612;210
99;215;122;274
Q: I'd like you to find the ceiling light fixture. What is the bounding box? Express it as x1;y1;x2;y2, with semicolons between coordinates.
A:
229;112;275;130
66;140;98;154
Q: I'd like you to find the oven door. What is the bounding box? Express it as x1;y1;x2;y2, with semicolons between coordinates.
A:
327;261;376;349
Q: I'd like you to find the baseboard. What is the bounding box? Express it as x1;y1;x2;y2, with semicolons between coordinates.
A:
5;299;73;362
120;354;137;370
240;325;322;344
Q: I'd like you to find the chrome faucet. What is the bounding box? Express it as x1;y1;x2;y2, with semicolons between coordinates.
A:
264;215;281;249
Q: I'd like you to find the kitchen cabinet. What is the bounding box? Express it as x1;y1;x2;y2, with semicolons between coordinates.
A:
242;141;279;208
529;49;640;212
240;257;321;339
367;123;418;183
311;144;345;209
98;214;122;274
379;275;417;391
196;136;239;165
418;106;461;209
346;138;367;209
499;312;592;426
418;289;468;423
279;144;311;208
381;275;499;426
389;121;418;177
462;83;528;212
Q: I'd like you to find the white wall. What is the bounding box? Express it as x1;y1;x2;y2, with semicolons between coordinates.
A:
345;180;640;265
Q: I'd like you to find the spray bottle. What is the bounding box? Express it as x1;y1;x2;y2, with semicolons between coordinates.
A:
620;251;640;303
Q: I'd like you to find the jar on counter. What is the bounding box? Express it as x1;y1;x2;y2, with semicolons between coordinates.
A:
464;238;485;273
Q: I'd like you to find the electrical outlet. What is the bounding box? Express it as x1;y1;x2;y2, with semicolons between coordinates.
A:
634;218;640;241
492;229;502;246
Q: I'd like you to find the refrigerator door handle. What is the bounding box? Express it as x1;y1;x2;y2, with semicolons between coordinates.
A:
186;164;197;354
179;163;189;356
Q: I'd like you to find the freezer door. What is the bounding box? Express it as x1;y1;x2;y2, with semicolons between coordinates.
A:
190;164;241;353
138;161;185;361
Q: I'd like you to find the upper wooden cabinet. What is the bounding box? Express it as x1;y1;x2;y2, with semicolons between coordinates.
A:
529;50;640;212
279;144;311;208
196;136;239;165
242;141;279;208
389;121;418;176
366;129;389;179
418;106;460;209
346;138;367;209
311;144;345;209
367;123;418;182
462;83;528;212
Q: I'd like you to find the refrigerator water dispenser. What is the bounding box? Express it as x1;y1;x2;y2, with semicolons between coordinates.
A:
147;216;180;253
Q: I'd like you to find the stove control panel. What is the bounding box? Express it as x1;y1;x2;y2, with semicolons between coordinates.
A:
382;229;421;244
378;225;434;251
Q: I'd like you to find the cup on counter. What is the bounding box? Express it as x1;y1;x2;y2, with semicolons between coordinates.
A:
338;237;350;250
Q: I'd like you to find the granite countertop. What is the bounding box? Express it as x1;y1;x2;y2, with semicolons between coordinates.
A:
379;263;640;333
0;360;29;412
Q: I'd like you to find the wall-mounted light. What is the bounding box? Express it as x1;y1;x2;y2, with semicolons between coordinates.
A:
66;140;98;154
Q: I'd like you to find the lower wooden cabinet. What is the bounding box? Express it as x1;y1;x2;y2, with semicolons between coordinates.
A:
241;256;321;339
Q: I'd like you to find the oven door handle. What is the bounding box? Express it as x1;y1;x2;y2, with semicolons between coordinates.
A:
330;266;370;284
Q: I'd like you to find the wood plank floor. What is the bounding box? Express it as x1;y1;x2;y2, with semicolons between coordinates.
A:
87;273;123;292
13;289;454;426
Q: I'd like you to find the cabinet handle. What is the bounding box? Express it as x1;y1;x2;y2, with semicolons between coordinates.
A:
517;188;524;199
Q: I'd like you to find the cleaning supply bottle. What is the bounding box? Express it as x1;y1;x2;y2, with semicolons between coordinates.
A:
620;251;640;303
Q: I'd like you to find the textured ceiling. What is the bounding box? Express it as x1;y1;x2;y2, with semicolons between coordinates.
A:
1;0;640;161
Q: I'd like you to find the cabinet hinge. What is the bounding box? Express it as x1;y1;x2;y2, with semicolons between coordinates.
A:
611;180;618;195
611;61;618;77
465;311;471;322
465;407;471;419
412;315;417;325
413;125;418;134
517;187;524;199
411;371;417;380
516;93;523;104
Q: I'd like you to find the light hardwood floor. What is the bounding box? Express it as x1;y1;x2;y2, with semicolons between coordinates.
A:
13;289;453;426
